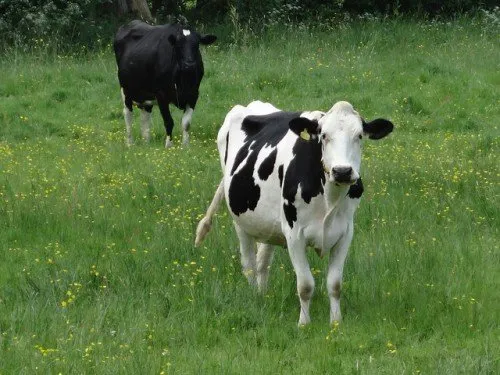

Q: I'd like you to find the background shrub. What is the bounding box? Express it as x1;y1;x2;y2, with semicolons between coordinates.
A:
0;0;498;51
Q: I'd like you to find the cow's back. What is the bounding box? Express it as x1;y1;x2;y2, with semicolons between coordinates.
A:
114;21;155;63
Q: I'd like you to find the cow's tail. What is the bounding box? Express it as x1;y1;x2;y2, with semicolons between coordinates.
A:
195;179;225;247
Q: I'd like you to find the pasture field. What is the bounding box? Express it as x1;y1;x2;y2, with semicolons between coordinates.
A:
0;18;499;374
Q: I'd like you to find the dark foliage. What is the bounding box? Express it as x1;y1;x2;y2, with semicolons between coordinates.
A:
0;0;497;50
0;0;118;49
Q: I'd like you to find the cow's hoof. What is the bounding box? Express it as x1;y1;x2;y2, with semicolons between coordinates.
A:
298;320;310;328
182;132;190;147
165;139;174;148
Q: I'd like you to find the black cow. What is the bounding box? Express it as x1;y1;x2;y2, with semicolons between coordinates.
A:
113;20;216;147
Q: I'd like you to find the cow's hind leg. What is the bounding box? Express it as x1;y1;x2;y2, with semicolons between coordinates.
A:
140;104;153;143
234;224;257;286
181;105;193;146
121;88;133;146
327;221;354;324
256;243;274;293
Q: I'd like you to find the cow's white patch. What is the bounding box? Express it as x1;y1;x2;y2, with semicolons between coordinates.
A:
140;110;152;142
182;130;190;145
181;106;193;129
182;106;193;145
121;88;134;146
256;243;274;293
123;107;133;146
327;221;353;323
165;136;173;148
301;110;325;122
182;29;191;36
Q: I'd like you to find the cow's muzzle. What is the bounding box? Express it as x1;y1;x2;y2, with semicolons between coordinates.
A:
331;166;356;185
181;62;197;71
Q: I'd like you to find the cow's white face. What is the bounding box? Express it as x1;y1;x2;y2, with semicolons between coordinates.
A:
289;101;394;186
319;101;363;184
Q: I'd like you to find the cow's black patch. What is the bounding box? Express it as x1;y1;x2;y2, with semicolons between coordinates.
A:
241;112;301;144
347;178;364;199
224;132;229;165
278;165;284;187
282;136;325;228
241;116;268;137
228;153;261;215
283;202;297;229
258;148;277;181
228;111;300;216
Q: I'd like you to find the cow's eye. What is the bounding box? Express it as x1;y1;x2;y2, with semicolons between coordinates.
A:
321;134;327;140
358;134;363;140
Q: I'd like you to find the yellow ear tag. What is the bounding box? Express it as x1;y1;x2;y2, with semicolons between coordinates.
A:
300;129;310;141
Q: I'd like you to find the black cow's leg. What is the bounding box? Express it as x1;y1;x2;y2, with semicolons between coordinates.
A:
157;96;174;148
140;104;153;143
181;105;194;146
121;88;134;146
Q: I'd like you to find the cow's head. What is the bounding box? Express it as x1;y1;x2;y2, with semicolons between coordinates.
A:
289;101;393;185
168;28;217;72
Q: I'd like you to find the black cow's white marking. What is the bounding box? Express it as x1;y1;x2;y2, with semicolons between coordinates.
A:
196;100;394;325
113;20;216;147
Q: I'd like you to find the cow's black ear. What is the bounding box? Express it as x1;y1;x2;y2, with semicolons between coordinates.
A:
200;34;217;45
168;34;177;46
289;117;320;141
363;118;394;140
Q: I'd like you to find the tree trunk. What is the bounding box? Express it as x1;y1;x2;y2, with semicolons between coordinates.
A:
130;0;154;22
116;0;129;15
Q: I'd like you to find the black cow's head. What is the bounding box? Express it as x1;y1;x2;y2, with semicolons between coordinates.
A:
168;28;217;73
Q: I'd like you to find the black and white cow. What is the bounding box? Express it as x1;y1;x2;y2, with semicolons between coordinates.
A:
195;100;394;325
113;20;216;147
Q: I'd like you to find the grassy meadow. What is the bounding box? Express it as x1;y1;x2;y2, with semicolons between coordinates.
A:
0;18;499;373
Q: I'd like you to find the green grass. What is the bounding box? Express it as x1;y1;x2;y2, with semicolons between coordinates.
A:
0;18;499;374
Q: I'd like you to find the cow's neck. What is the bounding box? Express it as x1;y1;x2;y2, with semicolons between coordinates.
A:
324;182;349;209
319;181;350;256
176;69;200;88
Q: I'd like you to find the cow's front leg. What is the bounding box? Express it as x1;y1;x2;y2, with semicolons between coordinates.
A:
327;221;354;324
234;224;257;286
287;237;314;325
181;105;194;146
157;97;174;148
256;243;274;293
140;105;153;143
